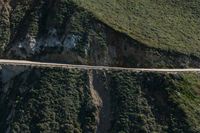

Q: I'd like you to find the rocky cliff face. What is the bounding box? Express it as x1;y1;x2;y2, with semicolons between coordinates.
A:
1;0;200;68
0;65;200;133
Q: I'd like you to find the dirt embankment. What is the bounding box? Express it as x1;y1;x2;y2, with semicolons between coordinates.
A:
91;70;112;133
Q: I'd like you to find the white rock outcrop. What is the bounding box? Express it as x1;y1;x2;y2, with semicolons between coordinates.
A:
63;34;79;49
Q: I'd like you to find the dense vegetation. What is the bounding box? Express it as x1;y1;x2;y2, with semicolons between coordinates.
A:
0;68;98;133
1;66;200;132
108;71;200;133
1;0;200;58
0;0;10;55
1;0;200;132
0;0;200;68
4;0;107;60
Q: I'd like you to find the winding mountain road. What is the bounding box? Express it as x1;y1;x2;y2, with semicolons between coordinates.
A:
0;59;200;72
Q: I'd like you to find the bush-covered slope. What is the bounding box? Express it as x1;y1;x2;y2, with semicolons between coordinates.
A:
108;71;200;133
1;1;200;133
0;67;99;133
0;66;200;133
1;0;200;67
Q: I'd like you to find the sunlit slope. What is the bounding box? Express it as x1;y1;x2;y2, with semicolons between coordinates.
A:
73;0;200;56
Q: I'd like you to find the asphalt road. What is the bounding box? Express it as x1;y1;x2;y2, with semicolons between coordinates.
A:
0;59;200;72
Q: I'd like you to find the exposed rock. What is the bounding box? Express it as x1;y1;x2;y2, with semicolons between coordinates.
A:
63;34;80;50
2;0;200;68
43;29;62;48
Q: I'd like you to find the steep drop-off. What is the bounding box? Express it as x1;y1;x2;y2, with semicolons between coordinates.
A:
1;0;200;68
0;65;200;133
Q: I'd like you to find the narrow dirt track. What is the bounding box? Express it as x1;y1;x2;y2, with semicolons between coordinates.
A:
1;59;200;72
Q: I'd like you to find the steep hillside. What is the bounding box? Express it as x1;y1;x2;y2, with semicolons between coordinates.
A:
1;1;200;133
74;0;200;56
0;0;200;67
0;65;200;132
